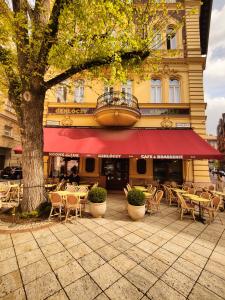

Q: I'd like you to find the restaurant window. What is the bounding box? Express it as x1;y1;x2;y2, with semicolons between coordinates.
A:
137;159;146;174
56;85;67;103
74;80;84;103
169;78;180;103
166;26;176;50
85;158;95;173
151;79;162;103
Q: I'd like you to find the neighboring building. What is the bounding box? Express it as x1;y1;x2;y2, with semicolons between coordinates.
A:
217;113;225;170
43;0;221;188
0;97;21;170
206;134;217;150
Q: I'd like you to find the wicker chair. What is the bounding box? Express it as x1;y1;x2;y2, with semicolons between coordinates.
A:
146;190;164;214
203;196;223;224
177;193;195;221
48;192;64;221
65;194;81;222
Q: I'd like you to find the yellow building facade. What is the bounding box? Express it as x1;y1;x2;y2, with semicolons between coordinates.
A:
43;0;218;189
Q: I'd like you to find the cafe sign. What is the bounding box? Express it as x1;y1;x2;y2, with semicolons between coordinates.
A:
48;107;95;115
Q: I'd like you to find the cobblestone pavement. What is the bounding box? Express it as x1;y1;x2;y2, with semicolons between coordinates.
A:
1;193;225;300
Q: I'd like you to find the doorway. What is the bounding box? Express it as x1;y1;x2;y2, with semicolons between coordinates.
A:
101;158;129;190
153;159;183;183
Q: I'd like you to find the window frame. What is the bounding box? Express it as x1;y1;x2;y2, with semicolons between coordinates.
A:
74;79;85;103
169;78;180;103
151;78;162;103
136;159;147;175
85;158;95;173
166;26;177;50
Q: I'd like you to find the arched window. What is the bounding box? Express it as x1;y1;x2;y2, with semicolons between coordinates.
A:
151;79;162;103
152;30;162;50
56;85;67;103
166;26;176;50
137;159;146;174
169;79;180;103
74;80;84;102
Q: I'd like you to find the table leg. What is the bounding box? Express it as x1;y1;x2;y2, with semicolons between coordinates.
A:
195;202;206;224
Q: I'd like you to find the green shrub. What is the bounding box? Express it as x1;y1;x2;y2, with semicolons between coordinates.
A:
127;189;145;206
88;187;107;203
38;201;52;218
20;210;39;219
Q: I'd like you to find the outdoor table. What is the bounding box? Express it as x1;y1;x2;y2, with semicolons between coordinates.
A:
171;188;187;194
45;184;56;191
183;193;210;223
144;192;153;198
55;190;87;199
134;186;148;192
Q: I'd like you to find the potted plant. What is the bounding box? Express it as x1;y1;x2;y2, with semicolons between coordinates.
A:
88;187;107;218
127;189;146;221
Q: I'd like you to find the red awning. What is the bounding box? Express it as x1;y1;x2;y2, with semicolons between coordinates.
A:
14;128;223;159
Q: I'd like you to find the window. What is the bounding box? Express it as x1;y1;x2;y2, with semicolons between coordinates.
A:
137;159;146;174
4;125;12;137
56;85;67;103
169;79;180;103
151;79;162;103
121;80;132;103
85;158;95;173
104;86;113;94
152;32;162;50
166;26;176;50
74;80;84;103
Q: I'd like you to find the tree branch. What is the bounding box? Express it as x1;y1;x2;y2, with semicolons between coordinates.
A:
45;50;150;89
37;0;70;67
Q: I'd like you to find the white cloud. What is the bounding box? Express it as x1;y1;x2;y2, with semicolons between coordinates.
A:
206;95;225;135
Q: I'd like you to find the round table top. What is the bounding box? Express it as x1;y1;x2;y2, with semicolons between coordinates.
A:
183;193;210;203
134;186;148;192
54;191;87;198
172;188;187;193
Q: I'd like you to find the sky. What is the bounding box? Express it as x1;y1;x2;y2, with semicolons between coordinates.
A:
205;0;225;135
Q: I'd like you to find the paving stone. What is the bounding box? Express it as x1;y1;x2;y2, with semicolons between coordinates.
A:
0;234;10;241
172;257;202;281
0;238;13;250
65;275;101;300
148;234;168;247
109;254;136;275
17;248;44;268
111;239;132;252
90;263;121;290
152;248;177;266
85;236;107;250
0;247;15;262
0;257;18;277
161;267;195;297
77;231;97;242
105;277;143;300
60;235;82;249
198;270;225;298
188;283;223;300
41;241;65;257
0;287;26;300
54;229;75;241
0;270;23;298
25;272;61;300
188;242;212;258
101;231;120;243
181;249;207;268
11;232;34;246
205;259;225;281
20;259;51;284
91;226;109;236
47;250;74;270
55;260;86;287
36;234;58;247
14;239;39;255
95;293;109;300
123;233;143;245
68;243;92;260
112;227;130;237
78;252;105;272
140;256;169;277
133;228;152;239
170;236;192;248
147;279;186;300
210;251;225;267
125;265;157;293
46;289;69;300
96;245;120;261
162;241;185;256
124;246;149;263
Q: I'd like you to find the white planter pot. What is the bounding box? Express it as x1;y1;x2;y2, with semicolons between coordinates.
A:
128;203;145;221
89;201;106;218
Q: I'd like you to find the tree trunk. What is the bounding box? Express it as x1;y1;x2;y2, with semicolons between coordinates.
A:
20;90;46;212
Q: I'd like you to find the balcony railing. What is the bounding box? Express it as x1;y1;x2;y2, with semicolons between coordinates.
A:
96;91;139;111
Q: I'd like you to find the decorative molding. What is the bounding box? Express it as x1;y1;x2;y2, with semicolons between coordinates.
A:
161;117;173;128
61;116;73;126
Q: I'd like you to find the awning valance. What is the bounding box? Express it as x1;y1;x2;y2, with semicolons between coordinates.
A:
14;128;223;159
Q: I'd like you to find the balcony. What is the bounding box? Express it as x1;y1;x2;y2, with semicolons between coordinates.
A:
95;91;141;127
